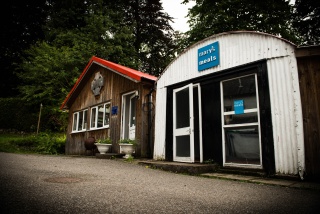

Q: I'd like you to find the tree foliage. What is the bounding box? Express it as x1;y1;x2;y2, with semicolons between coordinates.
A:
292;0;320;45
0;0;48;97
182;0;297;47
122;0;176;75
4;0;318;132
14;0;175;131
18;0;137;103
0;98;38;131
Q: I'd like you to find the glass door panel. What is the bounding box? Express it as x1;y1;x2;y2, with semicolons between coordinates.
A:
176;135;191;157
224;126;260;165
176;87;190;129
129;94;136;140
223;75;257;112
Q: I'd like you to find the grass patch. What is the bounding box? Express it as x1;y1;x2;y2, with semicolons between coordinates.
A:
124;155;135;163
0;132;66;155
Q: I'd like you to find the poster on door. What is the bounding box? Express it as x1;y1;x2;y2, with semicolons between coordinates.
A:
234;100;244;114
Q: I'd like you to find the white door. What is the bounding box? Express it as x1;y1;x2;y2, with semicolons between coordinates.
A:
128;94;136;140
121;91;137;140
173;84;203;163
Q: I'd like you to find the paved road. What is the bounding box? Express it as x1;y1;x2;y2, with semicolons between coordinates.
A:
0;153;319;214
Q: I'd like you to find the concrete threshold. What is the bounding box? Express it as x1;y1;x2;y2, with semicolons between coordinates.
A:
201;173;320;191
137;160;320;191
138;160;219;175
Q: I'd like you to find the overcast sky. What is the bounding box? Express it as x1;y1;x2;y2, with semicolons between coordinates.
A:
161;0;195;32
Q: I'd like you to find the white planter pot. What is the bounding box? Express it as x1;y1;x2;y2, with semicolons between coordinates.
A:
119;143;135;158
94;143;112;154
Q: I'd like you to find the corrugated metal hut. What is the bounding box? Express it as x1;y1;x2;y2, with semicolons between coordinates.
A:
154;31;306;178
61;56;156;157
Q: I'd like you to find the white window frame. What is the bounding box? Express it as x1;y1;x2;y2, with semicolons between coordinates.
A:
90;102;111;130
72;109;88;133
221;74;262;169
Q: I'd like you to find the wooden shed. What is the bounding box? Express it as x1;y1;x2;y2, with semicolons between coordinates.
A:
60;56;156;157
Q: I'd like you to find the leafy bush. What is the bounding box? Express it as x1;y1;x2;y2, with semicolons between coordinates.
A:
118;138;138;146
96;138;112;144
35;133;65;154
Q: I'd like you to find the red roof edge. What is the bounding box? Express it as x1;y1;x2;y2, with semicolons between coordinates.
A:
92;56;157;82
60;56;157;110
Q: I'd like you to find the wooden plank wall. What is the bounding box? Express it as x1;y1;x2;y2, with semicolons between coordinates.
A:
296;46;320;179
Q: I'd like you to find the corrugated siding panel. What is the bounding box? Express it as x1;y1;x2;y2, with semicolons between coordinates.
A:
155;32;304;176
154;87;167;159
268;57;304;176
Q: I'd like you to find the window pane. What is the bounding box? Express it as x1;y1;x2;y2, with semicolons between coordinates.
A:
83;110;87;130
73;113;78;131
176;135;190;157
224;112;258;125
225;126;260;165
91;108;96;128
97;105;104;128
78;111;83;130
104;104;110;126
176;87;189;129
223;75;257;112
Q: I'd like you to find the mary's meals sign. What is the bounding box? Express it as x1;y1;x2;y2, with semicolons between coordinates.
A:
198;41;220;71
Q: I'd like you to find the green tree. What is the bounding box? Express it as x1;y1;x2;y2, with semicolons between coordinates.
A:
123;0;177;76
18;0;136;105
17;0;136;131
0;1;48;97
14;0;177;131
182;0;297;46
292;0;320;45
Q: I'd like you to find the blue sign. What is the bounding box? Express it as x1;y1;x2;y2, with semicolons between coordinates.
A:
112;106;118;115
234;100;244;115
198;41;220;71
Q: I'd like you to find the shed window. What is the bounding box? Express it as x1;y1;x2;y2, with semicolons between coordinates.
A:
90;102;111;130
72;109;88;132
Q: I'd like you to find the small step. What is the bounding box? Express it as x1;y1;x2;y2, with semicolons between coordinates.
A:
138;160;219;175
217;167;266;177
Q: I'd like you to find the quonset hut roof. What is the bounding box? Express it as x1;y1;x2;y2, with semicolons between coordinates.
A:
156;31;296;82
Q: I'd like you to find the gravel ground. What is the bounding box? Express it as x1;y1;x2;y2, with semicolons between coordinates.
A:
0;152;319;214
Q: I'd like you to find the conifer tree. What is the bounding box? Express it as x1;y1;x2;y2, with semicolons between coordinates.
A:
292;0;320;45
182;0;297;46
122;0;176;76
